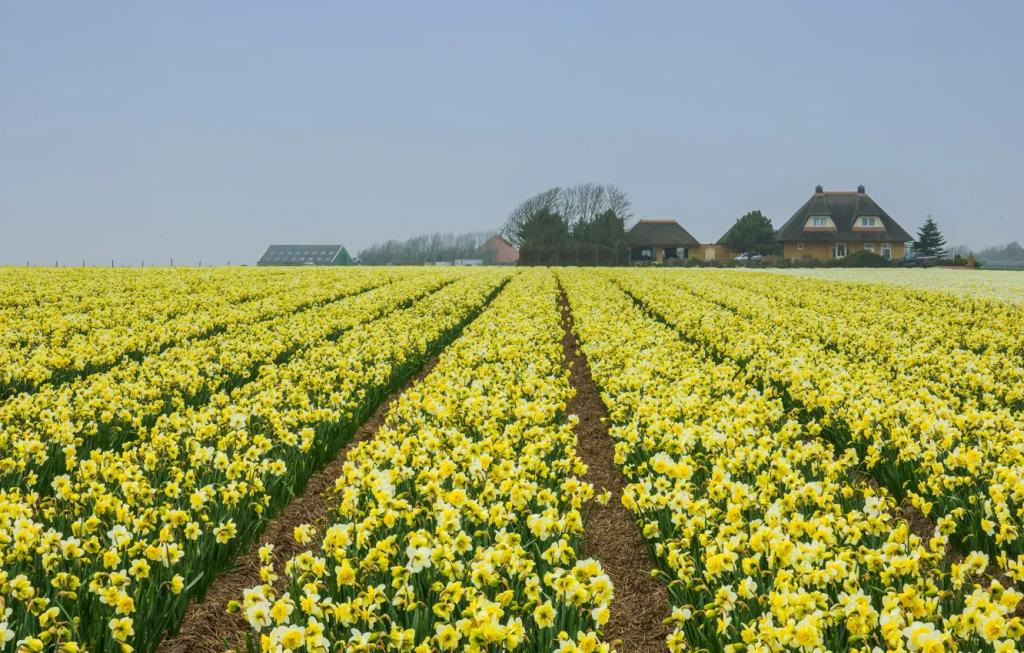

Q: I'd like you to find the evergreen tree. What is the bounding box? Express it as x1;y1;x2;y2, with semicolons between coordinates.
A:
502;184;631;247
517;207;570;248
572;209;625;247
722;210;776;254
915;217;948;257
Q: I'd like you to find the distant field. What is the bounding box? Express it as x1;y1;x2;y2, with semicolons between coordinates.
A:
2;266;1024;652
772;266;1024;303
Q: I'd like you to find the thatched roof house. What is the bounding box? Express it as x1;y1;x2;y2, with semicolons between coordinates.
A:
624;219;700;262
777;185;912;260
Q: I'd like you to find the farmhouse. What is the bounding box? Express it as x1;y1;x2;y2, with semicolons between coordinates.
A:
257;245;352;266
474;235;519;265
625;219;701;262
777;185;912;260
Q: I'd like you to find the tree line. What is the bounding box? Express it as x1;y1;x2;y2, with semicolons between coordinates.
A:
500;184;636;265
358;231;494;265
977;241;1024;261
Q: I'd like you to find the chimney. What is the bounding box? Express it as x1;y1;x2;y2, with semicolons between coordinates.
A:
857;184;866;194
815;184;823;194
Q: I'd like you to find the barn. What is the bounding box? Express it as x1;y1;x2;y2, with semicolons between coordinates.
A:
474;235;519;265
257;245;352;266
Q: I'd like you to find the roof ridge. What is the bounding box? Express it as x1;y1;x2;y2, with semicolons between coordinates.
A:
850;193;862;231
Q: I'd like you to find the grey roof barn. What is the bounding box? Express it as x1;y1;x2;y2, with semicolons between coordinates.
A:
257;245;351;266
777;186;912;243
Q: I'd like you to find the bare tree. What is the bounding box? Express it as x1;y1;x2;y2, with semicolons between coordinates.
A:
565;183;633;230
585;184;609;224
501;187;561;247
359;230;494;264
606;185;634;228
502;183;634;250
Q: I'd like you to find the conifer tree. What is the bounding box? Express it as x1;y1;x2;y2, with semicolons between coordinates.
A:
915;216;947;257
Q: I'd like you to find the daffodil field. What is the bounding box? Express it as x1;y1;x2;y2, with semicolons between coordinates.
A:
772;269;1024;305
237;270;611;653
565;269;1024;653
2;266;1024;653
0;267;508;651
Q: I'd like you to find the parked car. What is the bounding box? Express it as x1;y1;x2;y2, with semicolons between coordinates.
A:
898;252;939;267
733;252;764;261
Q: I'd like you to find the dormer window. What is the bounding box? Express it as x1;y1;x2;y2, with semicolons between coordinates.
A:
805;215;835;230
856;216;879;228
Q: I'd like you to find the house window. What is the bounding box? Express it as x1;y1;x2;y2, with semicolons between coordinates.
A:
859;216;878;227
811;216;829;227
864;243;875;252
833;243;848;258
797;242;804;250
881;243;892;260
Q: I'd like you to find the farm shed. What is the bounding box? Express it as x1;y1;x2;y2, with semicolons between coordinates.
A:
624;219;701;263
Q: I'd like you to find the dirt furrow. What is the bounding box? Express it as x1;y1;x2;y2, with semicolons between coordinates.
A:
157;356;440;653
559;293;672;653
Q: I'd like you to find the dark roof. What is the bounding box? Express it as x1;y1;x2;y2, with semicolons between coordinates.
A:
624;220;700;247
258;245;345;266
777;187;913;243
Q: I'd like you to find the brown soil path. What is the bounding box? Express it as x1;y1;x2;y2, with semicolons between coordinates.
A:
158;357;440;653
559;293;672;653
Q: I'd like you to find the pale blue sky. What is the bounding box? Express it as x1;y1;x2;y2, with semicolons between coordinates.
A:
1;1;1021;265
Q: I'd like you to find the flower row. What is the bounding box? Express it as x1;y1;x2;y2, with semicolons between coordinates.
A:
689;271;1024;409
560;269;1019;653
773;268;1024;306
614;270;1024;564
237;270;612;653
0;268;389;396
0;270;456;493
0;270;507;652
